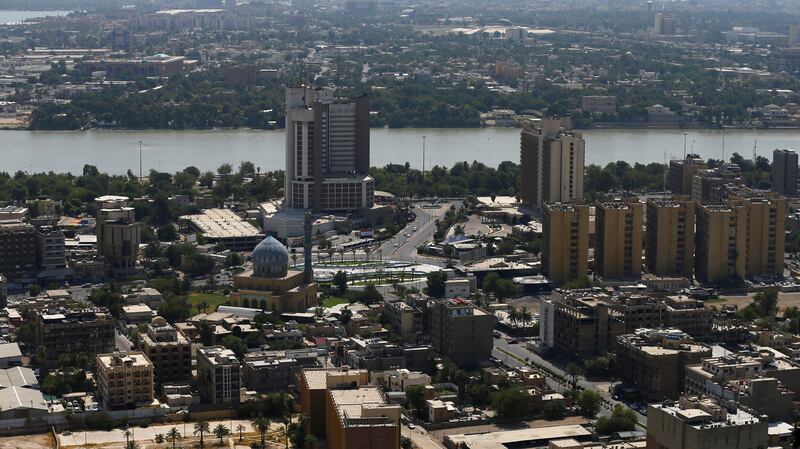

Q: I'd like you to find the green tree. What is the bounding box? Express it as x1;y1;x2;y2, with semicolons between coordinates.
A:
252;417;270;449
542;400;566;420
405;385;427;416
426;271;447;298
491;388;532;420
333;270;348;295
166;427;181;449
576;390;603;418
223;335;248;358
213;423;230;445
194;419;210;448
595;405;638;435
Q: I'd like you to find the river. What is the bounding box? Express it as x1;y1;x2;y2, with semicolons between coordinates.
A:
2;127;800;175
0;10;70;24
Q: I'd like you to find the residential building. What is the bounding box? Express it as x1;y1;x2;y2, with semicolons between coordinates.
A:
519;117;585;209
769;48;800;74
284;86;374;212
121;304;155;325
34;308;115;364
647;396;768;449
229;236;317;313
430;299;495;367
607;294;713;340
371;368;431;392
326;387;400;449
580;96;616;114
789;24;800;47
298;368;370;437
691;165;745;203
444;278;471;299
95;196;143;275
539;293;625;358
96;351;155;411
0;222;38;279
0;206;28;221
197;346;241;406
242;349;319;392
0;276;6;309
110;28;134;53
495;61;524;80
595;198;644;280
616;328;710;401
685;349;800;422
38;227;66;270
667;155;707;195
542;202;589;286
140;317;192;387
79;54;195;79
772;149;797;196
645;197;695;278
694;202;747;284
383;300;423;340
226;63;257;88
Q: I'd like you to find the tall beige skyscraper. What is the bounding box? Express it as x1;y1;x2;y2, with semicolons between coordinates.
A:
645;196;695;278
520;117;585;209
542;202;589;286
595;198;644;280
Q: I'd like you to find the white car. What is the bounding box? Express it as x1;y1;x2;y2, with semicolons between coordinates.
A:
393;242;399;247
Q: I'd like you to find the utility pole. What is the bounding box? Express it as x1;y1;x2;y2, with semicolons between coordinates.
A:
683;132;687;159
138;140;143;183
422;135;426;173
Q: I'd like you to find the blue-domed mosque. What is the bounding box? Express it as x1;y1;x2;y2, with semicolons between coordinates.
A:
229;235;317;313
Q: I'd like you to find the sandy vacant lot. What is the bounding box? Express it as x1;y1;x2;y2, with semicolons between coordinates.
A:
0;433;54;449
710;291;800;314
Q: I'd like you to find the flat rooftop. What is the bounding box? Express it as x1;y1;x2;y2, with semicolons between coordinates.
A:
445;424;592;449
181;208;262;239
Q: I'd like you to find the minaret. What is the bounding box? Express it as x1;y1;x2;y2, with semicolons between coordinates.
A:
303;212;313;282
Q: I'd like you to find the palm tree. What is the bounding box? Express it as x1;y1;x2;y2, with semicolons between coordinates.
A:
337;248;345;263
291;253;298;268
194;419;210;448
326;248;335;264
364;246;373;262
166;427;181;449
508;308;520;327
154;434;165;444
520;307;532;335
252;417;270;449
236;424;246;442
213;423;230;445
123;429;132;445
351;248;357;262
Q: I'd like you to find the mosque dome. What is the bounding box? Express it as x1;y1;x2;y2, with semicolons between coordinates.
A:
252;236;289;278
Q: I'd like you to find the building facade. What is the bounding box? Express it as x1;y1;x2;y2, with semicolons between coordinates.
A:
197;346;241;406
284;86;374;212
96;351;154;410
34;308;115;364
0;222;38;280
595;198;644;280
645;197;695;278
430;299;495;368
542;202;589;286
519;117;585;209
95;196;143;275
667;155;707;195
772;149;798;196
325;387;400;449
140;317;192;387
540;293;625;358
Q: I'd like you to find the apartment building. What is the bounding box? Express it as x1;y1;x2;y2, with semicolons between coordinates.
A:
520;117;585;209
197;346;241;406
430;299;495;368
539;293;625;358
695;193;786;284
647;396;768;449
96;351;155;411
140;317;192;387
0;221;38;279
542;202;589;286
383;300;423;340
772;149;798;196
242;349;320;392
326;387;401;449
667;155;707;195
298;368;370;437
34;308;115;364
645;197;695;278
616;328;711;401
595;198;644;280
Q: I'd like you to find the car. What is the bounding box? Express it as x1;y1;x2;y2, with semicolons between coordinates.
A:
508;338;519;344
393;242;399;247
408;424;416;429
492;330;501;338
405;233;411;237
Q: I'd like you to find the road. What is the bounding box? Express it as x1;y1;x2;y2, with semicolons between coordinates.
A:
493;333;647;426
379;201;455;265
402;423;444;449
